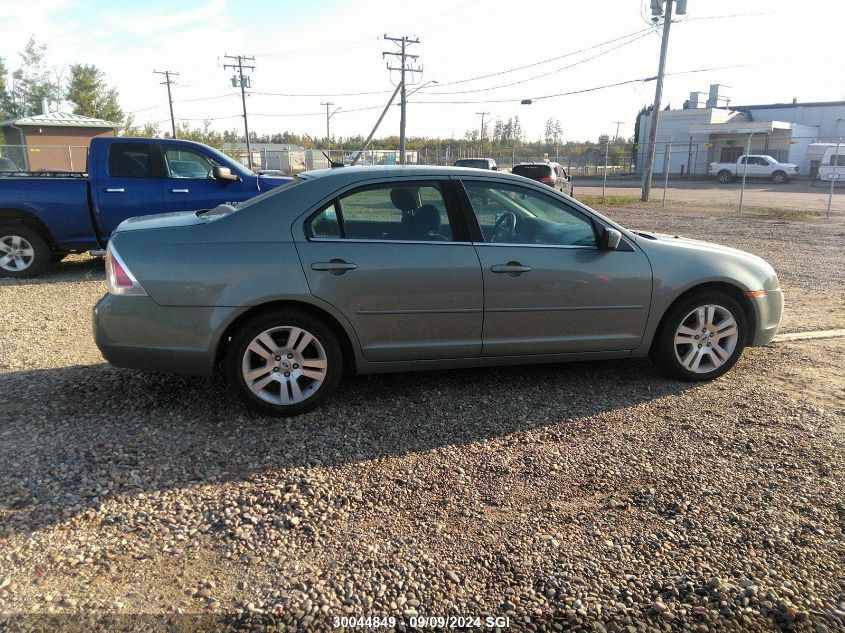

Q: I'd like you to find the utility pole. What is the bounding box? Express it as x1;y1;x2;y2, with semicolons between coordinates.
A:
320;101;334;150
476;112;490;155
383;34;421;165
612;121;625;142
320;102;341;151
223;54;256;169
153;70;179;139
641;0;686;202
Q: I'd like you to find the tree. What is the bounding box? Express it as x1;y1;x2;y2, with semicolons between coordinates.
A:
119;113;159;138
544;118;563;145
6;37;63;117
171;120;224;149
0;57;10;119
66;64;123;122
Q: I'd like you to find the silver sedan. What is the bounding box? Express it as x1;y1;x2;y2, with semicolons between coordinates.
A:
94;166;783;416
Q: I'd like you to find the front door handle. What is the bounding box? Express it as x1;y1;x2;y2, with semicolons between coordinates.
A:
311;260;357;275
491;262;531;274
170;188;190;193
104;188;125;193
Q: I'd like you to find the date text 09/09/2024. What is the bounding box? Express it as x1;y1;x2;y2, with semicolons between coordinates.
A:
333;615;511;629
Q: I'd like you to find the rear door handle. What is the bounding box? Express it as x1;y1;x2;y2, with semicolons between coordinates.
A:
104;188;125;193
491;262;531;274
170;188;190;193
311;260;357;274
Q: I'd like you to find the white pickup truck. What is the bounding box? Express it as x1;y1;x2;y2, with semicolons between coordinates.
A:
709;155;800;184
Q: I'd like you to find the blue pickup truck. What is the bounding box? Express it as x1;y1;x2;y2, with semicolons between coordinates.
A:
0;137;291;277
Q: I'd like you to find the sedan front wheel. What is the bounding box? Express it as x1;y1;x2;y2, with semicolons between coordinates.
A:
651;292;747;381
225;309;343;416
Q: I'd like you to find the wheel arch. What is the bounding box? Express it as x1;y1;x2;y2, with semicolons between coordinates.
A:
213;299;359;375
650;281;756;350
0;208;56;246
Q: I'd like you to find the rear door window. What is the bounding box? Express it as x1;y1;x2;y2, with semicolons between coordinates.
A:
108;143;154;178
306;182;454;242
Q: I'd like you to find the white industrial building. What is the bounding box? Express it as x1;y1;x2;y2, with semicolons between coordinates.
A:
636;84;845;176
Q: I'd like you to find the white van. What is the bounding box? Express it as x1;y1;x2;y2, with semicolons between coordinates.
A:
817;145;845;184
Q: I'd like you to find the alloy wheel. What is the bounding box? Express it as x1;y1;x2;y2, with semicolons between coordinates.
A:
241;326;328;405
673;304;739;374
0;235;35;272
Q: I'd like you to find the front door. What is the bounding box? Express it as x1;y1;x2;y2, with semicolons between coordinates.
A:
459;179;653;356
160;145;252;212
294;179;483;362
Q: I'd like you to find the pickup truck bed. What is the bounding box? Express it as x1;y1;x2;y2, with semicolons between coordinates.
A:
0;137;291;277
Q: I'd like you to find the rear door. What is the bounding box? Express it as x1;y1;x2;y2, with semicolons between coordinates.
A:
294;178;483;362
458;178;652;356
94;141;165;239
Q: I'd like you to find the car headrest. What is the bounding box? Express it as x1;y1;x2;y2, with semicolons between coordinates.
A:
390;187;417;211
415;204;441;233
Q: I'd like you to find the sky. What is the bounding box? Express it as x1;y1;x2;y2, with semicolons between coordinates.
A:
1;0;843;144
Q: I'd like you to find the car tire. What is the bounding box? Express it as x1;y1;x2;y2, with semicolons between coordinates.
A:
0;225;51;278
771;170;787;184
717;170;732;184
650;291;747;382
224;309;343;416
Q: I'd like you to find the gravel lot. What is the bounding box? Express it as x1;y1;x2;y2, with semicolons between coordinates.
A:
1;206;843;631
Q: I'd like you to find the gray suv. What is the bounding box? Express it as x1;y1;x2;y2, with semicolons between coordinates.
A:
94;166;783;416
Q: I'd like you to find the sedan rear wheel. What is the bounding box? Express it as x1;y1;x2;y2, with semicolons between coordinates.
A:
225;309;342;416
651;292;747;381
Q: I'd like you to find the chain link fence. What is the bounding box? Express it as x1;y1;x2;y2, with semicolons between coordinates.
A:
5;140;843;218
0;144;89;173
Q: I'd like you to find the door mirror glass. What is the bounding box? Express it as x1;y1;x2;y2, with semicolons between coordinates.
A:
601;227;622;250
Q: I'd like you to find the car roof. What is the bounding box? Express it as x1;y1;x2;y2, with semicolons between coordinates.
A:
299;165;527;185
513;162;555;167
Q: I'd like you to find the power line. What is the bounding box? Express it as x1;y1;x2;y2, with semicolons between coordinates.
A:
153;70;179;138
418;30;653;96
223;54;255;169
431;26;655;89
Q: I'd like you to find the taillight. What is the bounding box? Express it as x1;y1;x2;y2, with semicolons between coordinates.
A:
105;243;147;296
540;176;555;184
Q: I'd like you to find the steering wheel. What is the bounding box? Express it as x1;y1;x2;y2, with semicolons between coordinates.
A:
492;211;517;243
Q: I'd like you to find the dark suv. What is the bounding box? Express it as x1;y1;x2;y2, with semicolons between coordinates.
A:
453;158;498;170
512;162;573;196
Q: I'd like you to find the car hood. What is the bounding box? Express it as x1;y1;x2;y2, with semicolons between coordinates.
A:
257;174;294;190
634;231;766;262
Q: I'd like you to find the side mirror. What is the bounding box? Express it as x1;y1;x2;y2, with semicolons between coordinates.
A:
213;166;238;182
600;227;622;251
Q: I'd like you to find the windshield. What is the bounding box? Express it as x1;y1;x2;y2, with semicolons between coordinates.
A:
512;164;553;179
454;159;489;169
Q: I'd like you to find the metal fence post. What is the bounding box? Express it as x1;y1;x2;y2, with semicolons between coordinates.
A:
662;142;672;209
602;140;610;203
827;134;841;220
738;134;752;214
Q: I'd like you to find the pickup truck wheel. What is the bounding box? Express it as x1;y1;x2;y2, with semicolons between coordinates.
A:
0;226;50;278
224;309;343;416
771;170;787;184
717;170;733;184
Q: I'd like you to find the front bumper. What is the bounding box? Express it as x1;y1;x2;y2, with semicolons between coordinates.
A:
750;288;784;346
93;294;240;376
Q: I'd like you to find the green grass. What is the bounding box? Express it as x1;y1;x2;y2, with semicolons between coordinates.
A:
577;194;642;207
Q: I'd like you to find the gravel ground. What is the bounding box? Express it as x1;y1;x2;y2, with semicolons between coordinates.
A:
0;207;843;632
